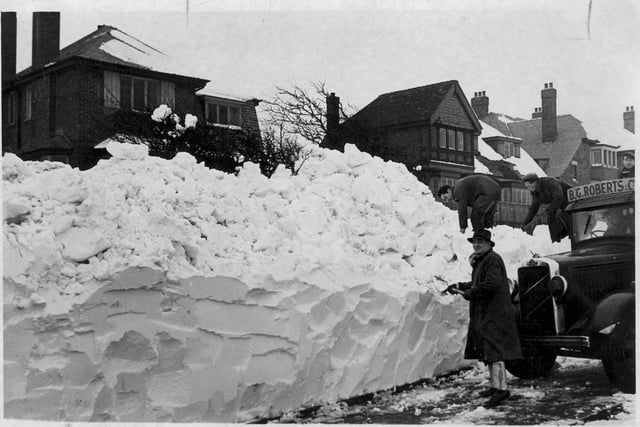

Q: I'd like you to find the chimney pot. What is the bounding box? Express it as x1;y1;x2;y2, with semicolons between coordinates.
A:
471;90;489;119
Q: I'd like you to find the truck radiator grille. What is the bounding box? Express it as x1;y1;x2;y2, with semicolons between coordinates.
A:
569;263;635;302
517;266;556;334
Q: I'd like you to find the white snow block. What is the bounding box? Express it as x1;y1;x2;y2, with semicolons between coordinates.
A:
3;267;470;422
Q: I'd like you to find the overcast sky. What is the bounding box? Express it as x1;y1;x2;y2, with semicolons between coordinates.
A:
4;0;640;135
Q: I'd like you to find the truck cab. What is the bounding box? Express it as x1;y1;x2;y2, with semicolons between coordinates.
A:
507;178;635;393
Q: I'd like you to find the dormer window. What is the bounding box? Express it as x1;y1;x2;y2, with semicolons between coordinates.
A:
206;101;242;126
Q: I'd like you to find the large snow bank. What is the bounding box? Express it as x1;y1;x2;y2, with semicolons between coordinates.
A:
2;144;568;422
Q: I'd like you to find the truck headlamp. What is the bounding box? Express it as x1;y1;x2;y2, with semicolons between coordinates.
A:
548;275;568;298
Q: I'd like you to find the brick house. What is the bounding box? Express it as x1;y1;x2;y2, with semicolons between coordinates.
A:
325;80;542;226
1;12;261;170
474;83;629;185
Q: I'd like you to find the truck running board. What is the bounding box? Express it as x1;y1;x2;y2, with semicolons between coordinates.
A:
521;335;591;349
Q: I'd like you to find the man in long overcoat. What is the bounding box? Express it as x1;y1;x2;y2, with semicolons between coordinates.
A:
521;173;571;242
437;175;501;234
445;228;522;407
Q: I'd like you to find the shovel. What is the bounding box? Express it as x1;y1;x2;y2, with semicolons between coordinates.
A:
435;275;463;295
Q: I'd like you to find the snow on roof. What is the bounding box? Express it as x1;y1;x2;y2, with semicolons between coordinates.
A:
98;28;185;76
473;158;491;174
581;120;638;153
479;120;546;177
478;138;503;161
196;82;256;103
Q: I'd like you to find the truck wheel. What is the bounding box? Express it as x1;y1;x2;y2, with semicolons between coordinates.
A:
602;311;635;393
505;345;556;379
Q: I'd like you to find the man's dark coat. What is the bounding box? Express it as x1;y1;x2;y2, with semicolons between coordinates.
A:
452;175;501;230
458;249;523;363
523;177;571;242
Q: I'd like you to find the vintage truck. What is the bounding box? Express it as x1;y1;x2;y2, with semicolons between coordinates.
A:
506;177;635;393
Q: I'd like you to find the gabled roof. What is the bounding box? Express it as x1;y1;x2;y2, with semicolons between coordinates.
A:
17;25;207;84
347;80;481;130
507;114;587;178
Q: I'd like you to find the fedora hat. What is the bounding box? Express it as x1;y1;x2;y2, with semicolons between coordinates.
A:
467;228;495;247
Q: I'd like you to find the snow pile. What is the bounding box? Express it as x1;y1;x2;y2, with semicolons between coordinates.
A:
3;143;568;422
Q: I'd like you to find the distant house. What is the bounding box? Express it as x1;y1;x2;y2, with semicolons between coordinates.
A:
1;12;261;170
584;106;637;172
325;80;541;226
327;80;481;190
471;83;632;185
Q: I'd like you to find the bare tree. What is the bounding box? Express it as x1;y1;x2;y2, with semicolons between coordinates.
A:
261;81;356;146
260;123;313;177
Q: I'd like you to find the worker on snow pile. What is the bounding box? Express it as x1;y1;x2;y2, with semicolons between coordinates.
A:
437;175;501;234
443;228;522;408
521;173;571;242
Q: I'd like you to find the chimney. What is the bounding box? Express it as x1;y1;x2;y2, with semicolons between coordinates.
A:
471;90;489;119
1;11;17;83
623;106;635;134
32;11;60;68
532;107;543;119
325;92;341;149
541;82;557;142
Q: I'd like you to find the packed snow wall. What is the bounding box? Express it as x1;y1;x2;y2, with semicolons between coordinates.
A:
3;143;568;422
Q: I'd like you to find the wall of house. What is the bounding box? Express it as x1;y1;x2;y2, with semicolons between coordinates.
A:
241;103;261;135
2;90;19;152
19;75;53;153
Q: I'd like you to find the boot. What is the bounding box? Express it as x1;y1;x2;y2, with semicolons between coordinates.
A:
478;387;496;398
483;389;510;408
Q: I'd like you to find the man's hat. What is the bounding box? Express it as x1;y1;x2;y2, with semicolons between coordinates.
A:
623;152;634;160
467;228;495;247
522;173;539;183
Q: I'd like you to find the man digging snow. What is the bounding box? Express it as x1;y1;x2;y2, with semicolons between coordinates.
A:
443;228;523;408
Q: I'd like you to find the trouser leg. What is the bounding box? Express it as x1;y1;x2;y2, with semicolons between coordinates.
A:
488;361;507;390
483;201;498;228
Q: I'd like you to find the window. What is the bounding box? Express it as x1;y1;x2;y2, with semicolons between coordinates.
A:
6;92;17;124
515;145;521;158
447;129;455;150
206;102;242;126
591;148;616;168
591;149;602;166
439;128;446;148
456;131;464;151
472;135;478;153
104;72;172;111
160;81;175;108
25;87;32;120
104;71;120;108
464;133;471;151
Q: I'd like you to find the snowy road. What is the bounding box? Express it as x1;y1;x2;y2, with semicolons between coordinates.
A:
276;357;635;425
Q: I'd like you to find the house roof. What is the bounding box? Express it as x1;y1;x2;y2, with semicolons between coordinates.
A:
475;120;546;180
16;25;208;83
580;119;638;154
506;114;588;178
348;80;481;130
481;112;523;137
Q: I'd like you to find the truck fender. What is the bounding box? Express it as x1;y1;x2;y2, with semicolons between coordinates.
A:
589;292;635;334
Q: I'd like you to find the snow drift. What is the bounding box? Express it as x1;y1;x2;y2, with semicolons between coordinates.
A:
2;143;568;422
